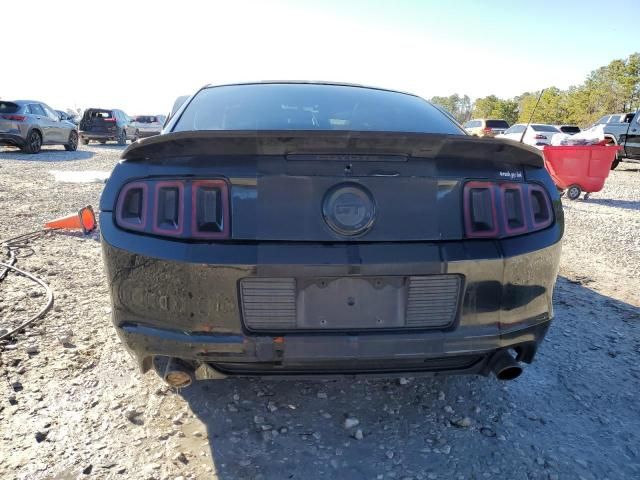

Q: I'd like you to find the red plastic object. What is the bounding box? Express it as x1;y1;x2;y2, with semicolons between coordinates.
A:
542;145;622;193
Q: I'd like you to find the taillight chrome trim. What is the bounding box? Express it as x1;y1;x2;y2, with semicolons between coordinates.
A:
115;182;148;231
463;181;498;238
152;181;184;236
191;179;230;239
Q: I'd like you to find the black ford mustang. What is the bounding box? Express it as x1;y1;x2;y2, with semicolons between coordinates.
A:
100;82;563;387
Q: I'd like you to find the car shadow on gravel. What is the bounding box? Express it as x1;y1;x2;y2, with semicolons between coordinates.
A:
0;147;95;161
583;198;640;210
176;277;640;479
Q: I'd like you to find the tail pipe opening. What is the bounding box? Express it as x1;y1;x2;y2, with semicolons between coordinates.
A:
154;356;195;388
489;349;523;381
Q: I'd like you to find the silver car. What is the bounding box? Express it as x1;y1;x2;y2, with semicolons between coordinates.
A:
0;100;79;153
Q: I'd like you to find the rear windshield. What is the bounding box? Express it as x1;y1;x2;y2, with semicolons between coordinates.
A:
173;84;464;134
560;126;580;134
135;116;158;123
84;109;114;119
531;124;560;132
0;102;20;114
486;120;509;128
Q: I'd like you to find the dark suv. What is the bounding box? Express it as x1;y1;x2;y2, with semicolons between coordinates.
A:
79;108;138;145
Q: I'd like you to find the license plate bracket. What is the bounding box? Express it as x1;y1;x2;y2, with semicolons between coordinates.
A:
297;276;406;329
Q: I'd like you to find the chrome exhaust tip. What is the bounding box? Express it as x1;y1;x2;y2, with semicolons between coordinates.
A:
155;357;194;388
490;350;523;381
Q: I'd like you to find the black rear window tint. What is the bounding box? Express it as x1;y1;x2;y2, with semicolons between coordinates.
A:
486;120;509;128
0;102;20;114
531;125;560;132
173;84;464;134
560;126;580;134
85;109;114;119
137;116;158;123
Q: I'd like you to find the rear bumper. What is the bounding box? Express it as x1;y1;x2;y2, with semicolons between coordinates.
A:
137;130;161;138
101;213;562;378
119;317;550;379
80;131;115;140
0;133;26;147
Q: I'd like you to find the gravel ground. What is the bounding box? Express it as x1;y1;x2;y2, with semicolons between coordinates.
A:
0;145;638;480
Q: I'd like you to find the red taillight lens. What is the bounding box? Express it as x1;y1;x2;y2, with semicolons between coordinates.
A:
482;127;492;133
104;117;116;122
1;114;26;121
115;178;230;240
463;181;553;238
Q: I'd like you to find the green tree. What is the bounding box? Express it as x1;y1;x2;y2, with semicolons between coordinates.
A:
429;94;472;123
430;52;640;129
471;95;518;125
517;87;567;124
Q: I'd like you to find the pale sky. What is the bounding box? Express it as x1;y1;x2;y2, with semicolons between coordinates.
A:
2;0;637;115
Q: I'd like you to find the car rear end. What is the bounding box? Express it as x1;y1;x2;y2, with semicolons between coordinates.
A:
79;108;118;142
134;115;163;138
0;101;29;148
529;124;562;147
100;83;563;383
481;119;509;137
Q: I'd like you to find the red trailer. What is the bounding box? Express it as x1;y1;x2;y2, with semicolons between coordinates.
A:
542;144;622;200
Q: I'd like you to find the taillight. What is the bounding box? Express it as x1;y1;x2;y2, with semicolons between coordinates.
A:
528;184;553;229
104;117;116;122
116;182;147;231
191;180;229;239
1;114;26;121
115;178;230;240
464;181;553;238
463;181;498;237
482;127;492;134
153;181;184;236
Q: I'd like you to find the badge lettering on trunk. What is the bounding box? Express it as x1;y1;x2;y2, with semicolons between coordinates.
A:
322;183;376;236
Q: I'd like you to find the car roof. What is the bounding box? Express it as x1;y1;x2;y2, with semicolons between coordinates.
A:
202;80;421;98
12;100;44;105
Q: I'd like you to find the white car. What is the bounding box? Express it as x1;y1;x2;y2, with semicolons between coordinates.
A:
496;124;561;148
130;115;167;139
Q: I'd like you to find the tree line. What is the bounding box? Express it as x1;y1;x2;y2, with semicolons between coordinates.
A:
430;52;640;128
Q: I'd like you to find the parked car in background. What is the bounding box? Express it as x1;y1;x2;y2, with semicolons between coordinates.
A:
598;109;640;168
593;113;635;126
496;124;561;148
130;115;166;138
79;108;138;145
0;100;79;154
101;81;562;387
555;125;580;135
462;118;509;137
